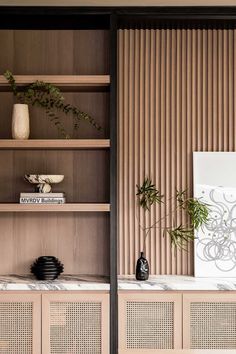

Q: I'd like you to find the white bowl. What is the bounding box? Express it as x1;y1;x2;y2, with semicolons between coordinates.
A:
24;175;64;184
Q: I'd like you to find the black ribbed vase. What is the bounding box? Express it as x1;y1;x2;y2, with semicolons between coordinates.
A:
31;256;64;280
135;252;149;281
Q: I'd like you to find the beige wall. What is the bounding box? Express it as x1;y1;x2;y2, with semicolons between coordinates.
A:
0;0;235;6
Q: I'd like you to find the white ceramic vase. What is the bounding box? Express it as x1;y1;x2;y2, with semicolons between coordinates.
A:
12;104;30;139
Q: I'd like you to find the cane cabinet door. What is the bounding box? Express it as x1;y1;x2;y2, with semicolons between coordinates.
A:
42;292;109;354
119;292;182;353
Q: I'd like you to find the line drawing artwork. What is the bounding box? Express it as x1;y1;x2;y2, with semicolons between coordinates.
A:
195;185;236;275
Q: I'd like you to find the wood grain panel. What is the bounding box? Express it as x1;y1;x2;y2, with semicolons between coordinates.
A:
118;29;236;275
0;213;109;275
0;30;109;75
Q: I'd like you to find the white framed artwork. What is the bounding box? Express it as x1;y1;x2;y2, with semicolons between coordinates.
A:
193;152;236;277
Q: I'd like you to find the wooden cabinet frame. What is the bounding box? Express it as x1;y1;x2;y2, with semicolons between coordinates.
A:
118;292;182;353
0;293;41;354
0;291;110;354
42;292;109;354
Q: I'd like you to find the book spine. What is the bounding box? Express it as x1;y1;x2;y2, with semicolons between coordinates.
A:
20;193;65;198
20;198;66;204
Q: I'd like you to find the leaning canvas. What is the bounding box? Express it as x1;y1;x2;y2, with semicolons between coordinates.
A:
195;184;236;277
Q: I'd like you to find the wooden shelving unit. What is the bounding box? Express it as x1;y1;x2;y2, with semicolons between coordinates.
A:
0;139;110;149
0;23;114;353
0;203;110;212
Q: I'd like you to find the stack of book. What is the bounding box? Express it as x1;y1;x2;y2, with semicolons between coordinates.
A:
20;193;66;204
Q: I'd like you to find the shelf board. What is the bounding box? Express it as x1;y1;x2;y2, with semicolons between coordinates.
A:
0;203;110;212
0;75;110;89
0;139;110;150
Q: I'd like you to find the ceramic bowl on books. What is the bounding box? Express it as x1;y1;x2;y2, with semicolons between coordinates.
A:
24;174;64;193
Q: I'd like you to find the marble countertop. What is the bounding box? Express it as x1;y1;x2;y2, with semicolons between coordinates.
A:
0;275;110;291
1;275;236;291
118;275;236;291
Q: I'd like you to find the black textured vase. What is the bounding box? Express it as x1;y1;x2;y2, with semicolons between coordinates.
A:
31;256;64;280
135;252;149;281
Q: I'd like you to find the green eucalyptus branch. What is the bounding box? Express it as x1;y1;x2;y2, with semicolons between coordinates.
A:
4;70;101;138
136;177;210;251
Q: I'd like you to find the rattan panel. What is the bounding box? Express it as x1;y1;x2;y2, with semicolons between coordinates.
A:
126;301;174;349
190;302;236;349
50;301;102;354
0;302;33;354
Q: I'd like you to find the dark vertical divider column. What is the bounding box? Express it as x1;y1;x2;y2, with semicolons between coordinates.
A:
110;11;118;354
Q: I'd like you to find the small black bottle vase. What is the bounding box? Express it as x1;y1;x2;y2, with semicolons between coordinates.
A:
135;252;149;281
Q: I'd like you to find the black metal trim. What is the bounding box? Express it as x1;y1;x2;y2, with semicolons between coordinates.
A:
116;6;236;29
0;6;111;29
1;6;236;29
1;5;236;15
1;5;236;17
109;12;118;354
116;6;236;16
0;6;236;13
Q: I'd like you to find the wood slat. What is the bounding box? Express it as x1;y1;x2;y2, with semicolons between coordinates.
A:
118;29;236;276
0;203;110;212
0;139;110;149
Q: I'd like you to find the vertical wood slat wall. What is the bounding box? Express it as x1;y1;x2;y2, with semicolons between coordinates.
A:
118;28;236;275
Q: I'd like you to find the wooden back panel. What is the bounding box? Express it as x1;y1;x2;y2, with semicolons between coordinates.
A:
0;29;110;276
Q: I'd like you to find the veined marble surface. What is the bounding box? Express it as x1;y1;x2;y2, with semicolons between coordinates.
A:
118;275;236;291
1;275;236;291
0;275;110;291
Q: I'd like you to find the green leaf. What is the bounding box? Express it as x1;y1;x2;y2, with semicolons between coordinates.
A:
185;198;209;230
136;177;163;211
166;225;195;251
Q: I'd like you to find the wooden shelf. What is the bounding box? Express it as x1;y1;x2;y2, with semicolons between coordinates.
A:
0;203;110;212
0;139;110;150
0;75;110;89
